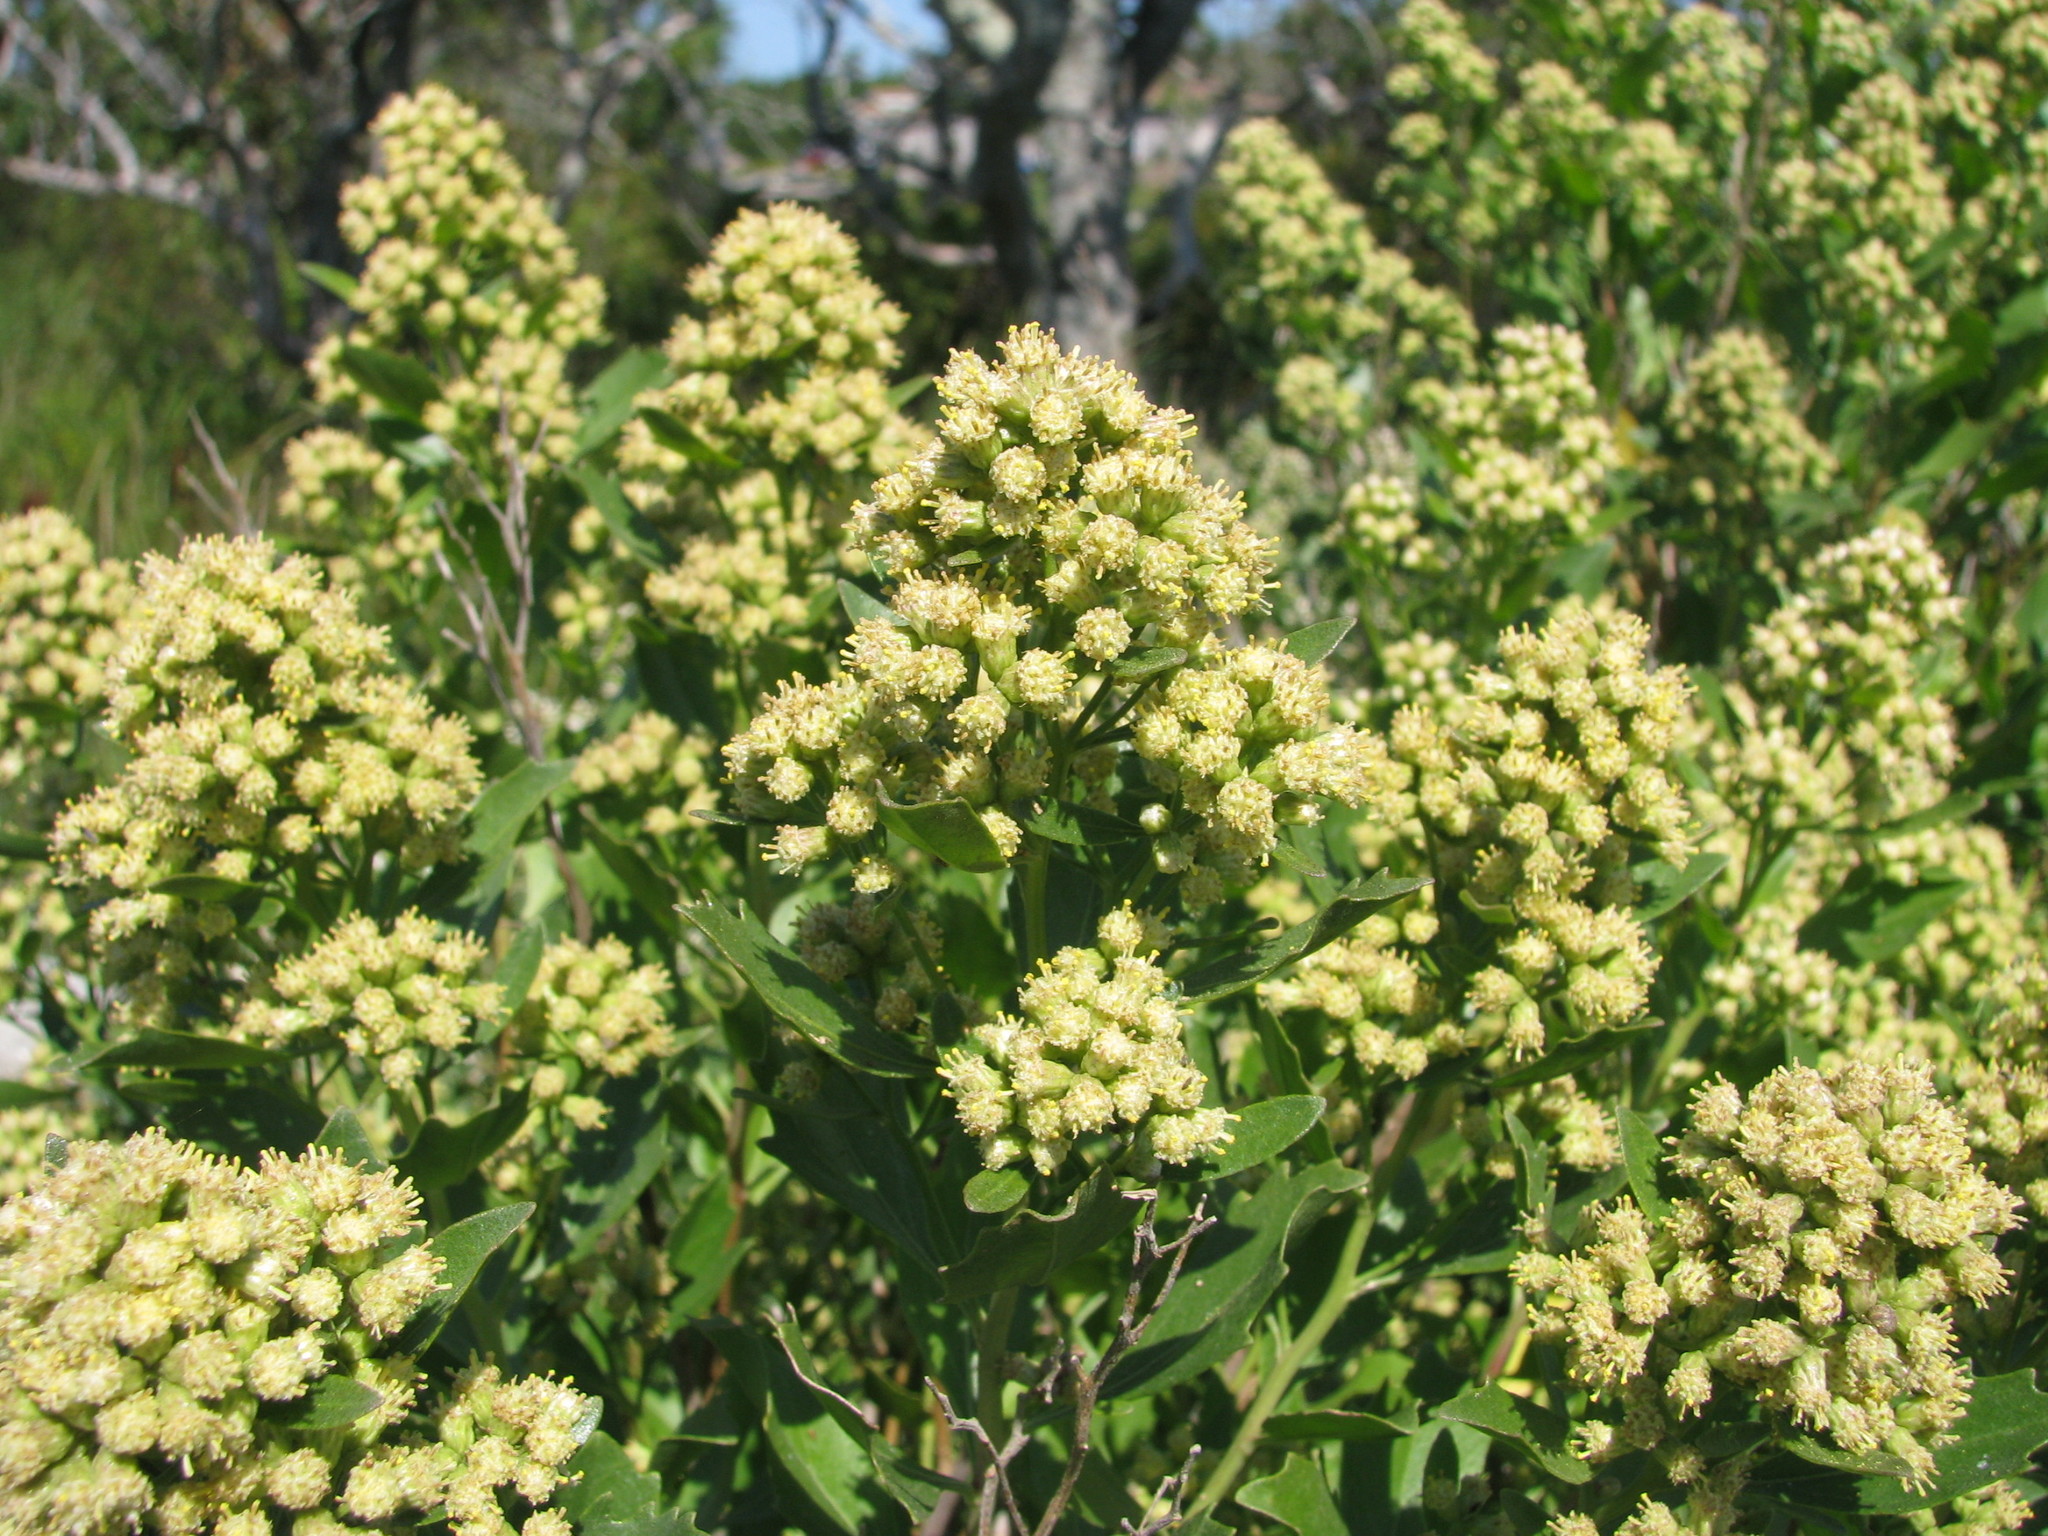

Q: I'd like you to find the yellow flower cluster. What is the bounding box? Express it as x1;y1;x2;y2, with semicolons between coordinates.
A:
0;509;130;791
1207;118;1474;380
1393;604;1691;1055
50;538;481;1016
939;908;1233;1175
233;913;503;1090
1664;330;1835;514
1409;324;1619;555
619;202;910;512
1514;1061;2019;1485
0;1130;590;1536
640;474;817;649
509;937;676;1129
1259;899;1451;1080
725;326;1390;902
794;895;944;1031
571;711;717;836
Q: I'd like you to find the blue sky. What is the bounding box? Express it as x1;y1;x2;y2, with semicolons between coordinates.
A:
722;0;1292;81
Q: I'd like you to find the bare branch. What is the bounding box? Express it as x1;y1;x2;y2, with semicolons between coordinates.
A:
1121;1443;1204;1536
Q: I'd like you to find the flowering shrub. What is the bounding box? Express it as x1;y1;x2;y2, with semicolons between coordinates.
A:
8;60;2048;1536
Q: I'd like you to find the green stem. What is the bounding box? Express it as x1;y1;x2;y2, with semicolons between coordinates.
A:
976;1286;1019;1435
1188;1200;1376;1517
1020;845;1051;968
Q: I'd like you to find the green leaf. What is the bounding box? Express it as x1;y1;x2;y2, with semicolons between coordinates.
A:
465;760;574;861
1435;1384;1591;1484
492;924;550;1022
1022;801;1141;848
1906;416;1997;482
396;1089;530;1192
551;1068;669;1266
72;1030;273;1072
876;794;1009;873
1283;617;1354;668
761;1072;964;1275
1857;1370;2048;1512
559;1431;706;1536
0;1082;69;1110
637;407;741;472
838;579;908;628
1995;281;2048;344
271;1374;383;1431
566;466;667;569
699;1318;901;1536
581;815;681;940
1109;1160;1365;1399
1110;646;1187;681
1634;852;1729;921
680;901;929;1078
1504;1110;1549;1227
963;1168;1029;1214
1266;1408;1417;1442
314;1107;385;1171
336;344;442;420
1237;1453;1347;1536
940;1168;1141;1301
887;375;931;409
392;1203;533;1355
575;347;671;458
164;1086;323;1164
1488;1022;1659;1090
298;261;359;304
1797;866;1972;966
1617;1107;1671;1223
1208;1095;1324;1177
1178;871;1432;1003
150;873;261;904
936;893;1015;1000
0;830;48;860
1784;1434;1915;1479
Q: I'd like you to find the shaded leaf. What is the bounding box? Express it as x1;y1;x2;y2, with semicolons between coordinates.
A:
575;348;670;458
838;579;908;628
393;1203;533;1355
314;1107;385;1171
680;901;928;1078
396;1089;530;1192
1283;617;1354;668
1489;1022;1658;1090
1023;801;1141;848
1635;853;1729;921
1266;1408;1417;1442
1857;1370;2048;1513
271;1375;383;1432
151;873;261;904
566;467;666;569
1617;1107;1671;1222
1906;417;1997;482
1179;871;1432;1003
877;794;1009;873
936;893;1015;999
466;760;574;862
941;1168;1140;1301
551;1068;668;1266
492;923;550;1022
1435;1384;1590;1484
337;344;441;420
559;1432;705;1536
1798;867;1972;966
73;1030;272;1072
1238;1453;1346;1536
298;261;359;304
637;407;741;471
1208;1095;1325;1178
963;1168;1029;1214
1110;646;1187;681
581;815;681;939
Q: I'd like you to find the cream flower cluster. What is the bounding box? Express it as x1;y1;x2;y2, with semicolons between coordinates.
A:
939;908;1233;1175
51;539;480;1003
1514;1062;2019;1486
1742;524;1962;825
794;895;943;1032
233;913;503;1090
508;937;676;1129
310;84;604;462
571;711;717;837
1207;118;1474;381
618;201;910;515
1258;900;1451;1080
0;1130;589;1536
1664;330;1835;514
1392;604;1691;1056
641;472;817;650
1409;324;1618;555
0;509;130;790
728;326;1390;900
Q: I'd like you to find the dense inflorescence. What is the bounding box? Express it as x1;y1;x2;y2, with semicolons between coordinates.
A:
1515;1062;2018;1486
940;908;1233;1174
0;510;131;791
232;913;502;1090
49;538;480;1020
0;1130;590;1536
571;711;717;837
508;937;677;1129
724;324;1392;903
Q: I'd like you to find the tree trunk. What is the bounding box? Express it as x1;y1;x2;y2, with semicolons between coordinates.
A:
1034;0;1136;362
